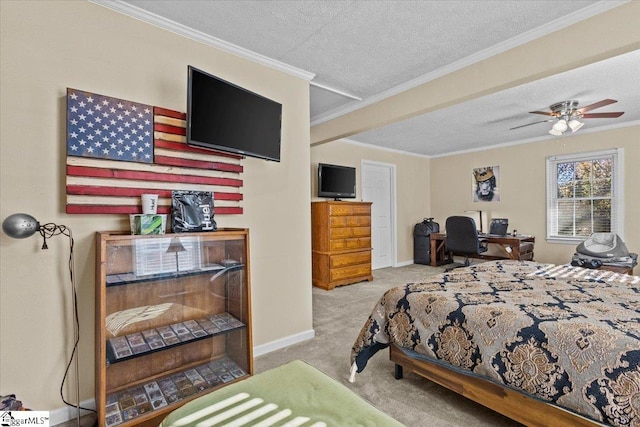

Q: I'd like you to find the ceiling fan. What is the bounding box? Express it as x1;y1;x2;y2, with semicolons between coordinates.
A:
510;99;624;135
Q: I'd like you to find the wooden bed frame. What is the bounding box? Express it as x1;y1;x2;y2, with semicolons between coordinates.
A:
390;345;603;427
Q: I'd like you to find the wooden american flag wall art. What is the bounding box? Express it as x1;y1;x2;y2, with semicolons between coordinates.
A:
65;88;243;215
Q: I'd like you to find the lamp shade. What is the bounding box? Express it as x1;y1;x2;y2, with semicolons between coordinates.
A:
2;213;40;239
568;119;584;132
552;119;568;133
166;236;187;253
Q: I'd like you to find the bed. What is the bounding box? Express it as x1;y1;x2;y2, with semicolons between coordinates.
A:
160;360;404;427
350;260;640;427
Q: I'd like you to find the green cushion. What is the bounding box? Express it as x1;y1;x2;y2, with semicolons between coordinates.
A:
160;360;403;427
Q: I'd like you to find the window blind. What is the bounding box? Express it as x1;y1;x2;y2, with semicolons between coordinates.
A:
546;148;623;243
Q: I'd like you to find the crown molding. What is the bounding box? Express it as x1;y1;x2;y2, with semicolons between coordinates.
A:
329;120;639;160
311;0;628;126
89;0;315;81
428;119;640;159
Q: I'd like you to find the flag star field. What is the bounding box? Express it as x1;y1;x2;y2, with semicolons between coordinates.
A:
67;89;154;163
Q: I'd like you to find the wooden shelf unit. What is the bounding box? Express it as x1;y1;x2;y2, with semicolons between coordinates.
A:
95;229;252;427
311;201;373;290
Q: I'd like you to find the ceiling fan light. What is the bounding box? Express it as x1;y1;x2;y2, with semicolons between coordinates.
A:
552;119;568;133
549;128;563;136
568;119;584;132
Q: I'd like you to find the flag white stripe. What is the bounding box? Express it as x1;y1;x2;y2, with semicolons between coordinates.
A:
155;116;187;127
67;195;238;207
155;131;186;143
67;176;241;194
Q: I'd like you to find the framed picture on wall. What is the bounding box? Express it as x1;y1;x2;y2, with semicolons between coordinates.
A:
472;166;500;202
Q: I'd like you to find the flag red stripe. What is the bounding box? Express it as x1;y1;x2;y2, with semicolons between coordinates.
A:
66;185;243;201
154;155;243;173
67;165;243;187
154;123;186;135
66;205;243;215
154;107;186;120
154;139;243;160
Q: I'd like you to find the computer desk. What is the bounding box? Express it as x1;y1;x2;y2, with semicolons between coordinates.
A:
429;232;535;267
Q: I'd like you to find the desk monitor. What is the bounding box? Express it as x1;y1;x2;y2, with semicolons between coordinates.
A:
489;218;509;236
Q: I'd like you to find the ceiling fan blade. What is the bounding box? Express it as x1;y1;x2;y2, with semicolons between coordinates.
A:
510;119;553;130
578;99;617;113
529;110;555;116
582;112;624;118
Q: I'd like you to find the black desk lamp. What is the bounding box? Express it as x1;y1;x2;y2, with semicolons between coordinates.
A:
2;213;82;427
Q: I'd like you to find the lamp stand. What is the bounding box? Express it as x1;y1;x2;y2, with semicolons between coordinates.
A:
2;214;82;427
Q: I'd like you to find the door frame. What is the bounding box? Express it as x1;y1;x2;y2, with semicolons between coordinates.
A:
361;159;397;268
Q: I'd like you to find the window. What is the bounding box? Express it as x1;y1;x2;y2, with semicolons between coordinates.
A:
546;149;623;243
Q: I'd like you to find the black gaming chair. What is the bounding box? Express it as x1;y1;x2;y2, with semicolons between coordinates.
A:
445;216;488;269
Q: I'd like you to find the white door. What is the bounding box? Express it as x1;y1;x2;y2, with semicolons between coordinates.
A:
361;161;395;270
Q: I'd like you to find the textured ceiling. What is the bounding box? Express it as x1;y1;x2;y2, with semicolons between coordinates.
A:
108;0;638;157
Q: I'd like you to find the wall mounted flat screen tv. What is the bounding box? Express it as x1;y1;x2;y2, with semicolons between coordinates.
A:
187;65;282;162
318;163;356;200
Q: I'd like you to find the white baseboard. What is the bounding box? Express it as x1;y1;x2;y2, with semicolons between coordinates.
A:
395;260;414;267
50;398;96;426
253;329;315;357
50;330;316;424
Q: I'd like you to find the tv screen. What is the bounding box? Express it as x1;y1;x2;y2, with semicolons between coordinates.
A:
318;163;356;199
187;65;282;162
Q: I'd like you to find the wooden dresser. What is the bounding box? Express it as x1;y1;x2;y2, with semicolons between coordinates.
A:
311;201;373;290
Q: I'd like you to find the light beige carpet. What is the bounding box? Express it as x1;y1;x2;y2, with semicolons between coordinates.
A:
254;264;522;427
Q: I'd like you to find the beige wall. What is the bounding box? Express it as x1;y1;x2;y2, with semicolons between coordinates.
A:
430;125;640;264
311;141;431;264
0;0;311;411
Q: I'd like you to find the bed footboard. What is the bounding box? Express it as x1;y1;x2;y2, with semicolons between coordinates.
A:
389;345;601;427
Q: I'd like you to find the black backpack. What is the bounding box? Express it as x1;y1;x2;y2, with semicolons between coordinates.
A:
414;218;439;264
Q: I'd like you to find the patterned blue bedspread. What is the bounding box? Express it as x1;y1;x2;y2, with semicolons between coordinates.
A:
351;261;640;426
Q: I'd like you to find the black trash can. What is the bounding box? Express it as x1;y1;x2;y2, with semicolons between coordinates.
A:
414;218;439;265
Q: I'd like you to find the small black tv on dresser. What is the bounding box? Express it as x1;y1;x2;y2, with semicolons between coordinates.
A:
318;163;356;200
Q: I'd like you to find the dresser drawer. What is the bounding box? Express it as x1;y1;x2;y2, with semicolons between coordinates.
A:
351;204;371;215
330;237;371;251
328;203;372;217
330;251;371;268
352;226;370;237
345;216;370;227
330;263;372;282
329;204;355;216
329;226;370;240
330;215;370;227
